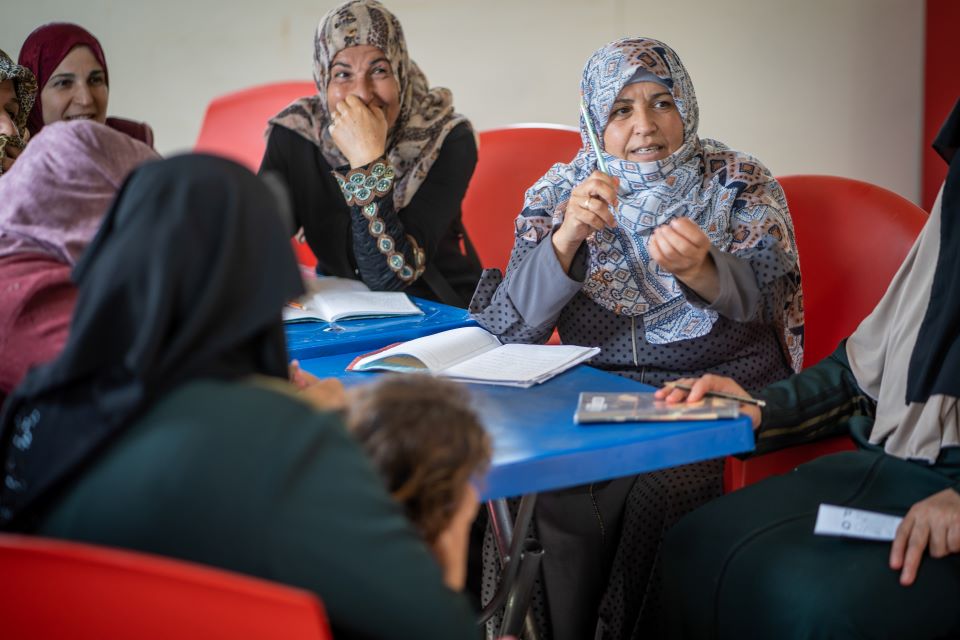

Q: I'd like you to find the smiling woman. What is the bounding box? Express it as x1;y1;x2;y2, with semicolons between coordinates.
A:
40;45;108;125
17;23;154;147
261;0;481;307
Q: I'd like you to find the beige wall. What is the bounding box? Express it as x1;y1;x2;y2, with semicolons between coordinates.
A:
2;0;924;202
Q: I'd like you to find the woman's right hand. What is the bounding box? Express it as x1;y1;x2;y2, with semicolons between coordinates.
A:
654;374;762;429
328;95;389;169
551;171;618;273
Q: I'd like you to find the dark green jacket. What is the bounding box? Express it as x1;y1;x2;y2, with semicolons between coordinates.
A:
34;378;478;639
753;342;960;490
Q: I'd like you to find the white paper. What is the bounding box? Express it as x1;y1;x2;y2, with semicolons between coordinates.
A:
313;291;421;321
284;276;421;323
813;504;903;542
441;343;601;387
302;276;370;295
352;326;501;372
350;327;600;386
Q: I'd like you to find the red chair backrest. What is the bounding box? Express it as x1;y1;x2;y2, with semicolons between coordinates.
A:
195;81;319;267
194;81;316;171
725;176;925;493
0;534;333;640
462;125;582;270
780;175;927;368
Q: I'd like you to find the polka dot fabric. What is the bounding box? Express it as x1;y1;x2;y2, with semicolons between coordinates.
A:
469;209;797;638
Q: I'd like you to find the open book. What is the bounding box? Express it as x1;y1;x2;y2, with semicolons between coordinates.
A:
347;326;601;387
574;392;740;424
283;276;423;323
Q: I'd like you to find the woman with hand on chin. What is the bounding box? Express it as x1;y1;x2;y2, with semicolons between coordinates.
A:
263;0;481;307
0;50;36;176
17;23;154;146
470;37;803;640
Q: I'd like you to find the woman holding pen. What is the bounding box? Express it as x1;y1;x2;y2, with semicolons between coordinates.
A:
471;37;803;640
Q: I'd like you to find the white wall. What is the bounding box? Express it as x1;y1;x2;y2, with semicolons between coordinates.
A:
2;0;924;202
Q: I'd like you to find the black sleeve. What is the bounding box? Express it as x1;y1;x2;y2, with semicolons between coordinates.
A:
331;123;477;292
753;341;877;454
259;127;303;231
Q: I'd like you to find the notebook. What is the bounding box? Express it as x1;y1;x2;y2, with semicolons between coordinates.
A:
574;392;740;424
347;326;600;388
283;276;423;323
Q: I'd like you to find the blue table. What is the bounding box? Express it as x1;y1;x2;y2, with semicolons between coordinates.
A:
284;296;476;361
298;351;755;500
300;351;755;637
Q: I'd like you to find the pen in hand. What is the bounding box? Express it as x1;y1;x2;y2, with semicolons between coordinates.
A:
661;381;766;408
579;96;609;175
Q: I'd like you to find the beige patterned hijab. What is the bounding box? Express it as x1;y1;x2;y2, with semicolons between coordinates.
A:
268;0;469;209
846;188;958;462
0;49;38;175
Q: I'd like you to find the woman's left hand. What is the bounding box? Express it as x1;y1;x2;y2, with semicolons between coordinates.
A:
889;487;960;586
649;217;719;302
289;360;347;411
328;95;388;169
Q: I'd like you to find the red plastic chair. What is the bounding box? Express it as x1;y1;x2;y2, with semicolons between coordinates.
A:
461;124;582;271
194;81;316;171
723;175;928;492
0;534;333;640
194;81;319;268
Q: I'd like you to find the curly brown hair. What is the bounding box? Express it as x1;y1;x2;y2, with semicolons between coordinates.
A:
346;374;491;544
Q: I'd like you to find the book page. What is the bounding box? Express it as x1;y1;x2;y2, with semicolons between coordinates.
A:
302;275;370;295
441;343;599;385
352;326;502;372
284;276;373;322
355;354;428;373
315;290;422;321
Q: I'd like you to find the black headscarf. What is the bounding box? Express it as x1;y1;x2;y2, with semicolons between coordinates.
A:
0;154;304;528
907;98;960;404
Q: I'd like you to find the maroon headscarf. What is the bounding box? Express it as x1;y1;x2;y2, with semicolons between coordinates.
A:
17;23;109;137
17;23;153;146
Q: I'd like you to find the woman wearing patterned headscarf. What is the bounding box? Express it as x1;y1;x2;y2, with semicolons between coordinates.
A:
0;120;157;399
17;22;154;147
0;49;37;176
262;0;481;307
471;37;803;640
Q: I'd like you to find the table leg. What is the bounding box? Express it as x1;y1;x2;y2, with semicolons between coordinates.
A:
479;494;542;640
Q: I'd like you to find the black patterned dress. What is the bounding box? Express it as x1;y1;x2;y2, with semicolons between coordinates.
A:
470;215;799;640
260;122;481;307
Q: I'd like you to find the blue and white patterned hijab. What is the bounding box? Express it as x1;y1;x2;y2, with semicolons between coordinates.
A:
520;37;803;369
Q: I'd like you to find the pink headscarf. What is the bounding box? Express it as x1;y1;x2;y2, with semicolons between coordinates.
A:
0;120;158;265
